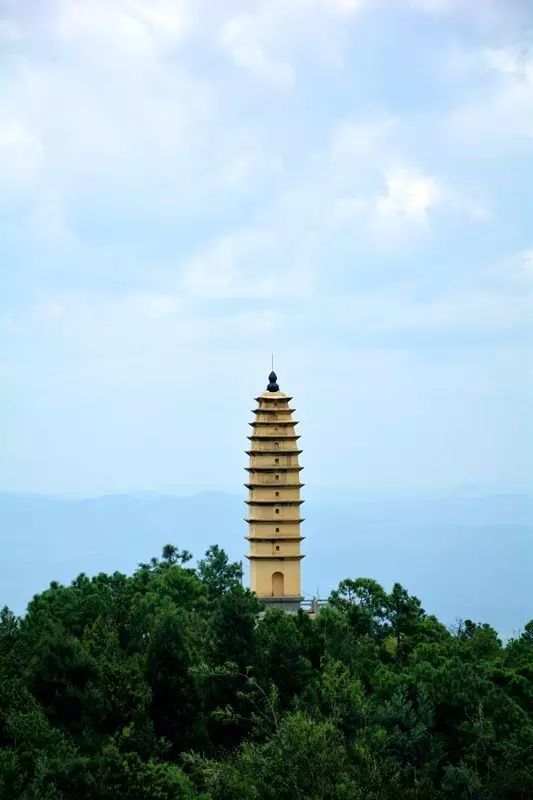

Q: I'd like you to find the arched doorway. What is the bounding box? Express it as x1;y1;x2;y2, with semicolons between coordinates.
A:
272;571;284;596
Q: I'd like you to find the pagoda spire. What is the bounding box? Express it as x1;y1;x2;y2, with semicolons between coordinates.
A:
245;371;304;612
266;370;279;392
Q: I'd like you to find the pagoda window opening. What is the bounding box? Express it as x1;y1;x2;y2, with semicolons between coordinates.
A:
275;508;280;514
272;571;284;596
275;474;279;480
275;545;280;551
275;458;279;464
275;491;279;496
275;527;279;532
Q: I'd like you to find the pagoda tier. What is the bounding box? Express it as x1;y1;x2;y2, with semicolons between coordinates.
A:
244;463;303;472
252;408;296;415
245;370;304;612
246;554;304;560
248;418;300;428
248;524;303;538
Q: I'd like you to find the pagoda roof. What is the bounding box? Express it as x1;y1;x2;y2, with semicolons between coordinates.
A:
247;434;300;441
254;396;293;403
245;465;303;472
245;499;304;506
246;535;305;542
252;408;295;415
245;517;305;524
245;483;304;489
249;420;298;427
246;449;303;456
246;554;305;561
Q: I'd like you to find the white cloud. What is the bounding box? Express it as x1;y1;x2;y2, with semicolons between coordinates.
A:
276;117;453;241
28;194;76;248
54;0;192;57
325;119;467;234
329;117;397;169
449;46;533;147
1;289;287;382
0;118;43;186
315;0;365;13
218;135;284;188
521;250;533;276
182;230;274;299
330;163;445;234
0;18;20;41
407;0;512;17
181;228;312;300
0;41;215;215
408;0;460;12
330;281;532;336
483;47;533;81
219;0;373;87
0;0;216;215
375;167;443;223
221;12;295;87
493;249;533;290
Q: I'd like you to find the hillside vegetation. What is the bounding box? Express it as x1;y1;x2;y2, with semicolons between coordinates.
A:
0;544;532;799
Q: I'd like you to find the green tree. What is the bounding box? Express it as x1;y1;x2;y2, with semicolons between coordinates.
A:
255;609;314;710
197;545;243;601
146;607;205;754
385;583;425;661
330;578;389;639
204;712;355;800
1;546;532;799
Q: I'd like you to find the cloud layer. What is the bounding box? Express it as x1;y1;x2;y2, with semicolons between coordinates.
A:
0;0;531;493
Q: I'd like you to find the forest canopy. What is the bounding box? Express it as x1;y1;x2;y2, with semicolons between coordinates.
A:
0;544;532;799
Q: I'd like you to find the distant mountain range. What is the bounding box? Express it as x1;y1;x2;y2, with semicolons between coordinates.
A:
1;490;532;637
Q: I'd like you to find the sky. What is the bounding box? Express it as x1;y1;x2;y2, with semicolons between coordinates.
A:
0;0;532;496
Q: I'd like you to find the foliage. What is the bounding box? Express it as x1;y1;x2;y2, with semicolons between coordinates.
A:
0;544;532;799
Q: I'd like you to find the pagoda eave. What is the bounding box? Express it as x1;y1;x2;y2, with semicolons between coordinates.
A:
246;449;303;456
249;421;299;427
245;499;304;506
245;483;305;489
246;554;305;561
245;517;305;524
254;396;293;403
247;434;301;441
245;465;303;472
246;535;305;542
252;408;295;415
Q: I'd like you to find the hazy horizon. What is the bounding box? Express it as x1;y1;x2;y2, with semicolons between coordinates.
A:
2;488;532;639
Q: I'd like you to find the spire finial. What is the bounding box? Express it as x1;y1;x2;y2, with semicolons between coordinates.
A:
267;365;279;392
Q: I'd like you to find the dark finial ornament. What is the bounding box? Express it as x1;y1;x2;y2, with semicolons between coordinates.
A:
267;371;279;392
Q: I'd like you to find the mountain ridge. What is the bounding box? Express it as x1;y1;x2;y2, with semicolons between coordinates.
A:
1;490;531;636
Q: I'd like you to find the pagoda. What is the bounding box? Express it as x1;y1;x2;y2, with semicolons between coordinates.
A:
245;370;304;612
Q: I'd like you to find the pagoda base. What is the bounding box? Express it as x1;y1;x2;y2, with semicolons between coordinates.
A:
257;595;303;614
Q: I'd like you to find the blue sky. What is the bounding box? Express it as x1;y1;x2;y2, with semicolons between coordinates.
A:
0;0;531;495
